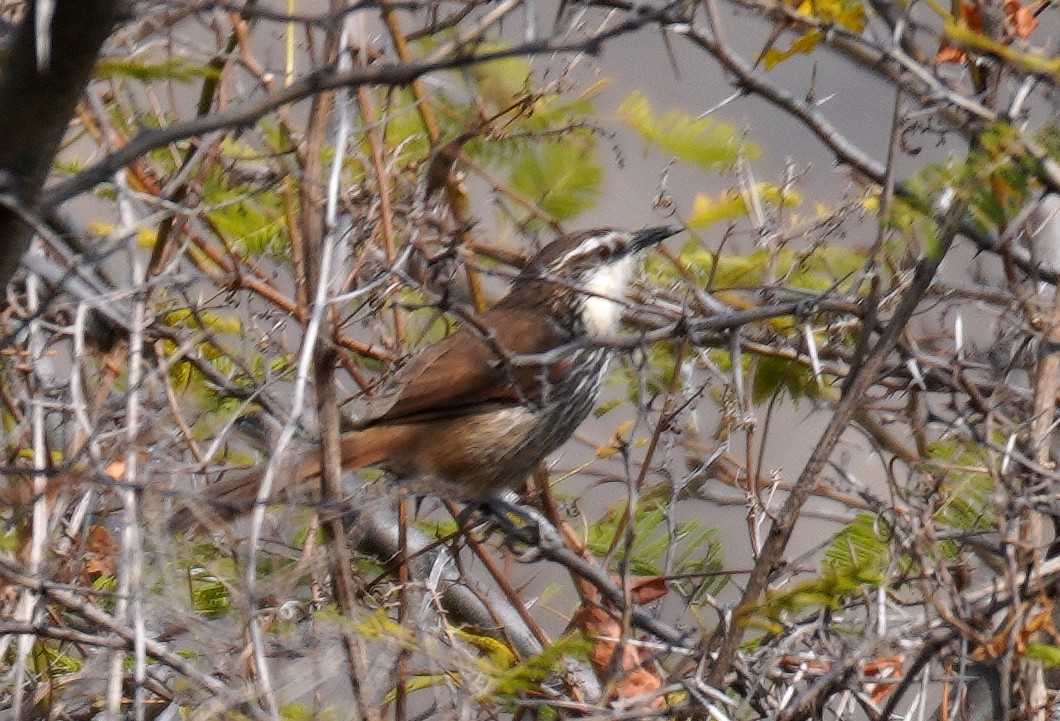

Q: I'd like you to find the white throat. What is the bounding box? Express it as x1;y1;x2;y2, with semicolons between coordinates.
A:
580;255;634;338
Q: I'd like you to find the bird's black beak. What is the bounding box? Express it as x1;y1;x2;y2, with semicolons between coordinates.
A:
631;225;681;252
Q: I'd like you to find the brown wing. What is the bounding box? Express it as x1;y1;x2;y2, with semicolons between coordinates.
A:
358;307;573;426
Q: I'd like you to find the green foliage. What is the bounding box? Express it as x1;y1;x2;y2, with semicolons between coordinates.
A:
414;514;460;540
380;89;433;166
32;640;83;677
893;124;1060;258
686;184;801;229
1040;124;1060;158
53;157;86;177
376;47;606;227
278;704;341;721
645;238;864;407
618;90;756;169
345;607;417;645
751;354;822;404
156;303;295;429
651;241;867;293
0;523;19;553
824;513;892;576
206;198;287;256
160;339;232;399
382;674;455;703
96;58;221;83
178;545;241;617
592;396;624;418
745;562;884;632
186;567;232;618
465;50;533;111
702;342;833;406
886;193;943;257
462;47;598;140
457;627;519;668
942;21;1060;79
923;438;997;535
483;634;591;701
508;135;603;220
92;573;119;613
201;147;289;257
822;440;998;596
375;632;587;707
397;293;463;349
964;122;1054;231
162;308;242;336
1025;643;1060;667
587;497;726;602
610;341;683;401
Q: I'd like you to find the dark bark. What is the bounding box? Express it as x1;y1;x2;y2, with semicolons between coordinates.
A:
0;0;120;290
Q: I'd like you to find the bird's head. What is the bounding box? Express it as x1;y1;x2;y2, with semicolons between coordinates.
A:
504;226;680;337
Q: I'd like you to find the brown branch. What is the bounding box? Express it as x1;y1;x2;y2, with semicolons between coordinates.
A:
302;14;379;718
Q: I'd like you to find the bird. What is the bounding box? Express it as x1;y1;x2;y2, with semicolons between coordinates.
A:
170;225;680;532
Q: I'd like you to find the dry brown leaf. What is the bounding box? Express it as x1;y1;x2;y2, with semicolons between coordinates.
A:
778;653;904;703
862;654;903;704
936;0;1041;64
79;524;118;582
778;655;831;675
628;576;668;604
571;576;670;707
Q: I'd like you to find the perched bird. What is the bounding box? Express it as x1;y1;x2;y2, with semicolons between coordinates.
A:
171;226;679;531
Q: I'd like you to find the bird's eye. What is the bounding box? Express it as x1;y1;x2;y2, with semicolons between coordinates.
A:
594;245;612;260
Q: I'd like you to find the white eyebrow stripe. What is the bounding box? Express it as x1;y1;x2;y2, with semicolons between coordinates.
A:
549;231;622;270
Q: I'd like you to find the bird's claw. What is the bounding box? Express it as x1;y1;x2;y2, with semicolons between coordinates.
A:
460;497;562;558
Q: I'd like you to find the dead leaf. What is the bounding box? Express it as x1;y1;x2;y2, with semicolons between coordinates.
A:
571;576;670;706
79;524;118;582
863;654;903;704
628;576;668;604
936;0;1041;64
778;653;903;703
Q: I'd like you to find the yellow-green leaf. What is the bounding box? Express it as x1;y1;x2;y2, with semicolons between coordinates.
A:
617;90;757;170
1026;643;1060;667
686;183;802;229
508;137;602;220
95;58;220;83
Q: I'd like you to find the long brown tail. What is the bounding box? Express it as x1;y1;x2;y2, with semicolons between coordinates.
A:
168;425;407;533
166;465;283;533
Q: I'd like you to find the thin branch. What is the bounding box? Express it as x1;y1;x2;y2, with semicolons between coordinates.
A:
703;158;973;685
40;15;674;210
0;555;263;719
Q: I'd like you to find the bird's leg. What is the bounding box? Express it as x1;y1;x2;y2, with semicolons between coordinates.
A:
460;492;562;555
482;494;541;547
454;500;484;529
453;498;527;544
454;494;538;545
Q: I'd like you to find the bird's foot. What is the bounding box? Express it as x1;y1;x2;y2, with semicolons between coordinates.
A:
456;497;537;546
463;496;562;559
